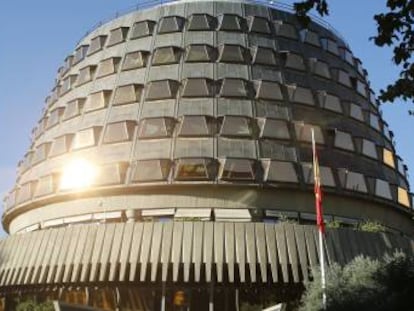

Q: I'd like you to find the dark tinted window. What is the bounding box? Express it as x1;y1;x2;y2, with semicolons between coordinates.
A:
219;78;249;98
181;78;214;97
218;44;248;63
175;158;216;181
251;47;277;66
248;16;271;34
152;46;182;65
185;44;216;62
107;27;129;46
220;158;256;181
158;16;185;33
218;14;246;32
254;80;283;100
264;160;298;183
188;14;215;31
130;20;156;39
145;80;180;100
220;116;252;137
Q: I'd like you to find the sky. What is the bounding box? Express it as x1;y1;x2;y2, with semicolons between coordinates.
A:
0;0;413;236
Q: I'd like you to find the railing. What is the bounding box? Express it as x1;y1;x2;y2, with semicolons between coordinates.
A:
76;0;349;47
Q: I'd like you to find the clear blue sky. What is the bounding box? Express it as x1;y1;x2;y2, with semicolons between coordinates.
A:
0;0;413;235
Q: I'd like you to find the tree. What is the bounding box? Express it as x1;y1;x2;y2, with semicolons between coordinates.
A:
294;0;414;109
299;253;414;311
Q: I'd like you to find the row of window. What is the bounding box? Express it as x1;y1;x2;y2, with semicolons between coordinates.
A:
8;159;411;210
53;45;369;101
59;14;359;76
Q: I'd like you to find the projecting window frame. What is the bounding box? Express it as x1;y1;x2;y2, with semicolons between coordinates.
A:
262;160;299;183
294;122;325;144
34;174;57;198
88;35;107;55
349;103;364;122
273;21;298;39
374;179;392;200
71;126;102;151
152;46;182;66
185;44;216;63
219;158;257;181
84;90;112;113
122;50;149;71
254;80;283;101
31;142;51;165
333;130;355;151
60;74;78;96
77;65;97;86
301;162;336;187
369;113;381;131
174;157;217;181
321;37;339;56
338;168;368;193
257;118;290;140
49;134;74;158
217;14;246;32
255;101;290;120
145;79;180;101
259;140;297;161
187;14;216;31
137;117;176;139
309;58;331;79
247;15;271;34
16;181;34;205
397;187;411;207
333;68;352;88
287;85;315;106
382;148;395;168
181;78;215;98
361;139;378;159
178;115;216;137
317;91;342;113
131;159;171;182
113;84;143;106
299;29;321;47
251;46;277;66
45;107;65;129
102;120;137;144
130;20;156;39
96;57;122;79
63;98;85;121
339;46;354;65
219;78;250;98
219;115;253;138
94;162;129;186
158;16;185;34
218;44;249;64
280;51;306;71
106;27;129;47
73;45;89;65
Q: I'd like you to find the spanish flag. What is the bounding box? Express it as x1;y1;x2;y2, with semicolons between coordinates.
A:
312;129;325;234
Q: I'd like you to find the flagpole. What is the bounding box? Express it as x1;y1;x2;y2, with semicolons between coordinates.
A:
311;128;327;310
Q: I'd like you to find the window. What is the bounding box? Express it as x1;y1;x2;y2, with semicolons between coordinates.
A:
130;20;156;39
134;139;171;160
46;107;64;128
122;50;149;71
300;29;320;47
369;113;381;131
145;80;180;101
356;80;367;97
131;159;171;182
218;138;256;158
218;44;248;63
158;16;185;33
84;90;111;112
349;103;364;121
362;139;378;159
16;182;34;204
113;84;142;105
259;141;297;161
219;116;252;137
287;85;314;105
218;14;246;32
318;92;342;113
219;78;249;98
73;45;89;65
152;46;182;65
356;59;365;76
72;126;102;150
263;160;298;183
178;116;215;136
397;157;406;175
95;162;128;186
309;59;331;79
334;130;354;151
254;80;283;100
383;148;395;168
301;163;335;186
77;65;97;86
181;78;214;97
335;69;352;88
107;27;129;46
188;14;215;31
398;187;410;207
219;158;256;181
174;158;216;181
251;46;277;66
281;52;306;71
273;21;297;39
103;121;136;144
339;47;354;65
138;117;175;139
62;55;73;73
294;122;324;144
88;35;107;55
185;44;216;62
257;118;290;139
255;102;289;119
49;134;74;157
338;169;368;193
375;179;392;200
34;175;56;198
214;209;251;221
248;16;271;34
63;98;85;120
60;74;78;95
321;38;339;55
32;143;51;165
96;57;121;78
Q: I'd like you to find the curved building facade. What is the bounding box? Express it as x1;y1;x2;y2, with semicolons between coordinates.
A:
1;0;413;310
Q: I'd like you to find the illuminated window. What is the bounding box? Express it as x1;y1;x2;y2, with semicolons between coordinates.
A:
96;57;121;78
138;117;175;139
219;158;256;181
88;35;107;55
287;85;314;105
152;46;182;65
77;65;97;86
301;163;335;186
218;14;246;32
188;14;215;31
185;44;216;62
219;116;252;137
178;116;215;136
158;16;185;33
254;80;283;100
294;122;324;144
257;118;290;139
130;20;156;39
383;148;395;168
145;80;180;101
103;121;136;144
122;51;149;71
248;16;271;34
175;158;216;181
72;127;102;150
273;21;297;39
338;169;368;193
131;159;171;182
263;160;298;183
398;187;411;207
84;90;111;112
113;84;142;105
181;78;214;98
49;134;74;157
219;78;249;98
218;44;248;63
259;141;297;161
107;27;129;46
251;46;277;66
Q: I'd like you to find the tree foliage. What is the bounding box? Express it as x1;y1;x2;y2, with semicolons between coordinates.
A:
299;252;414;311
15;300;54;311
294;0;414;108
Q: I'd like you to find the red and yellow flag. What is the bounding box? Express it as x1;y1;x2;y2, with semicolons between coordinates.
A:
312;129;325;234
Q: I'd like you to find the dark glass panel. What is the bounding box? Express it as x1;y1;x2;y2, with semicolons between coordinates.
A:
220;158;256;181
130;20;156;39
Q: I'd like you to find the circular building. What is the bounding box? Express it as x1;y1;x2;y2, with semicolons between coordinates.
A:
1;0;413;310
